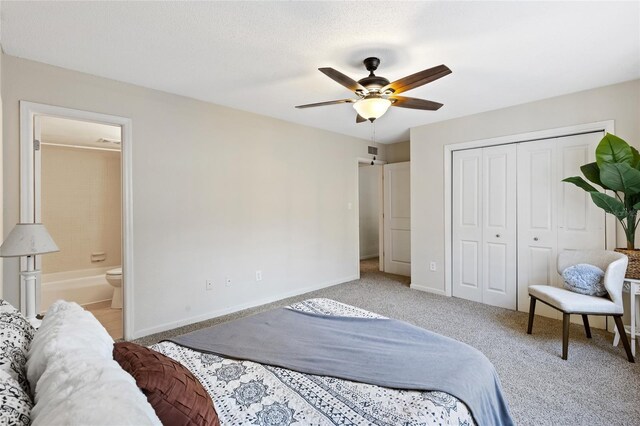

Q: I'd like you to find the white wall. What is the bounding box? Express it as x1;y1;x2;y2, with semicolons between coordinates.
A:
0;48;3;299
2;54;383;337
358;165;380;259
411;79;640;296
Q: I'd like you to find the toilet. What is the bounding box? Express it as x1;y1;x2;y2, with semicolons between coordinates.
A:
105;267;123;309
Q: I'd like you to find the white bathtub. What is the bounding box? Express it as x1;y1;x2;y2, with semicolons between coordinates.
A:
41;266;115;310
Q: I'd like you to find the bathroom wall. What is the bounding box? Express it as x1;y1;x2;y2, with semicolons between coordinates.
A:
41;144;121;273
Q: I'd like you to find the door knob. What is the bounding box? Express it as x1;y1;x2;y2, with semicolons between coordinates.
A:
534;237;539;241
496;234;501;238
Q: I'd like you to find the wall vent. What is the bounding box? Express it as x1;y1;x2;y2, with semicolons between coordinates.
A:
368;146;378;155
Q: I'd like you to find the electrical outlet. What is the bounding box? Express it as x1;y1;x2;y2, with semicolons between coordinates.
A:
255;270;263;281
225;277;232;287
205;280;214;291
429;262;437;272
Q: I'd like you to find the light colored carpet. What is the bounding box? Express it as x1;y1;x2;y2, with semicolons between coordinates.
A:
135;258;640;425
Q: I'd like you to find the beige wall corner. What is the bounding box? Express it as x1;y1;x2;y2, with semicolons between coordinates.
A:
385;141;410;163
410;79;640;296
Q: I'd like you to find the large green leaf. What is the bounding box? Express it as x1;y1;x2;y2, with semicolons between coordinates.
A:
599;163;640;195
590;192;627;219
596;133;634;167
580;162;608;189
562;176;598;192
631;146;640;169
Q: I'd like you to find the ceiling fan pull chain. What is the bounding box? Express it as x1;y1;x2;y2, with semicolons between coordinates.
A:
370;122;377;165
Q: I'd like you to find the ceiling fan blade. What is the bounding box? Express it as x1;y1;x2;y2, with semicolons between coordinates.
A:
381;65;451;94
390;96;443;110
295;99;355;109
356;114;367;123
319;67;367;93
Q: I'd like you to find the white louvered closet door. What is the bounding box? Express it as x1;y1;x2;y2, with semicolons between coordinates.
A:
452;145;517;309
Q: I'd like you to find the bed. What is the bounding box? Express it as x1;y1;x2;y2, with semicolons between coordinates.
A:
151;298;477;425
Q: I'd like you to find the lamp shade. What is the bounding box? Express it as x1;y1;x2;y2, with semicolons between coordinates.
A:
0;223;59;257
353;97;392;121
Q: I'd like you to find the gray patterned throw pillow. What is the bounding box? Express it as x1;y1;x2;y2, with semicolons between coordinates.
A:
0;370;32;426
562;264;607;297
0;300;34;425
0;301;35;393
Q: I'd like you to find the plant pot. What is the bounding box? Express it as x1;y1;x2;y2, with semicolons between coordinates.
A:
614;248;640;279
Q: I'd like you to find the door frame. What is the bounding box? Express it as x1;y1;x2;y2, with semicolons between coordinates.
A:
444;120;616;298
356;157;386;276
19;101;134;339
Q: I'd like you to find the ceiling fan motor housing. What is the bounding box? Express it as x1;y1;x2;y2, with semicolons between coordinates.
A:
358;57;390;92
363;57;380;72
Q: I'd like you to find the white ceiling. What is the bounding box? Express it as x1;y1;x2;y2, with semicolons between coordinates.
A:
40;116;121;151
2;1;639;144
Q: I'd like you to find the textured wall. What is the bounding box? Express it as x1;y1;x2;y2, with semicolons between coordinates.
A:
41;145;121;273
2;54;381;337
411;79;640;296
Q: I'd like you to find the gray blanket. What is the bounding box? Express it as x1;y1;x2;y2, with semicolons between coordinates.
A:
168;307;513;426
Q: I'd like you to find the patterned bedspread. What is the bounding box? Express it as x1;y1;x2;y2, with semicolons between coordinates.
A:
151;298;474;426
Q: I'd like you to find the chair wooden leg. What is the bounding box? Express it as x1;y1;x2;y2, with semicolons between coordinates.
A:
581;314;592;338
562;313;570;360
527;297;536;334
613;316;635;363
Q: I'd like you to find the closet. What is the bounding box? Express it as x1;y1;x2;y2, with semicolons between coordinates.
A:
452;131;607;316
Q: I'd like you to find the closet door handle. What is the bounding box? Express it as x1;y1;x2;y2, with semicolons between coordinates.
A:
533;237;539;241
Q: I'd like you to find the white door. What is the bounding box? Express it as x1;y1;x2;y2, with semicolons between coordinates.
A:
452;149;483;302
384;162;411;276
517;138;559;318
557;133;607;252
482;145;517;309
453;146;517;309
517;132;606;323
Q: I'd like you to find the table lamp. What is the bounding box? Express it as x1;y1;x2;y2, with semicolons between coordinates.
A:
0;223;59;322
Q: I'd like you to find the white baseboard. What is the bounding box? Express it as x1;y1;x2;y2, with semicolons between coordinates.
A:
410;283;447;296
132;274;359;339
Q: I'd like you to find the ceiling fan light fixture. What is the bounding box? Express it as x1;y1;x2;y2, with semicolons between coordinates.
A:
353;97;391;121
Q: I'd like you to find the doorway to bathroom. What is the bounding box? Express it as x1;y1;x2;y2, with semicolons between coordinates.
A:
19;102;133;340
39;116;123;338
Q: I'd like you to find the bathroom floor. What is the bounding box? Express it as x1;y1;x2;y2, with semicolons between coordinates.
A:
84;301;123;340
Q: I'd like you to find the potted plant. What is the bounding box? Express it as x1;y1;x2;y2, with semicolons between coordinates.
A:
563;133;640;277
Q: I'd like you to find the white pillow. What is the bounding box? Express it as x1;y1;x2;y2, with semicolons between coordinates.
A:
26;300;114;391
31;356;160;425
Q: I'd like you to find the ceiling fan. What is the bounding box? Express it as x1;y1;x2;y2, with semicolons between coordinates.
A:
295;57;451;123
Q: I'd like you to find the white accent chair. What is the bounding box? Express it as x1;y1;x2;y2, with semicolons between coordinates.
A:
527;250;634;362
